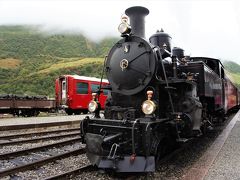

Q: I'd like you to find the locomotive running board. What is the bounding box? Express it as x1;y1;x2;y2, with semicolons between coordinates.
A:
98;156;155;172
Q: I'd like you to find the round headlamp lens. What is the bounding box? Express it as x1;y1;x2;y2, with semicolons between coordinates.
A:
142;100;156;115
118;22;129;34
88;100;98;113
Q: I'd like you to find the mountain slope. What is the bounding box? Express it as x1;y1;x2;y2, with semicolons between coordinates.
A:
223;61;240;74
223;61;240;88
0;58;105;96
0;25;118;96
0;25;240;96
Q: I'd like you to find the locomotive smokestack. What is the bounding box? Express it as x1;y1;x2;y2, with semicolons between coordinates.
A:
125;6;149;38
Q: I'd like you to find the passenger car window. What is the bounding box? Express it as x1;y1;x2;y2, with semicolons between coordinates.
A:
62;81;66;91
91;84;99;93
76;82;88;94
103;89;108;95
91;84;108;95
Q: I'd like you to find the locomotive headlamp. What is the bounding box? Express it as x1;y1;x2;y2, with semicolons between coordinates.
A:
142;100;156;115
142;91;156;115
88;100;98;113
118;22;131;34
88;93;98;113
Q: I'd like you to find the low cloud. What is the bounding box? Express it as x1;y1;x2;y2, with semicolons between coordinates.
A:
0;0;239;62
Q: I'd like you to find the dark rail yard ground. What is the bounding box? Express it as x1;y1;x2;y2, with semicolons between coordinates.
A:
0;111;239;179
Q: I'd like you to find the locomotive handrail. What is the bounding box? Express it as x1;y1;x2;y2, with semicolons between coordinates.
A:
97;55;108;100
132;119;140;155
154;46;175;113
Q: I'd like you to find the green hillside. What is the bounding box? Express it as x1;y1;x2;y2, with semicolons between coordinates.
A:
0;25;239;97
223;61;240;88
223;61;240;74
0;26;118;97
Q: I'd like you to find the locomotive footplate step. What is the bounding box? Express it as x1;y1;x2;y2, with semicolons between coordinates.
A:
98;156;155;172
176;138;189;143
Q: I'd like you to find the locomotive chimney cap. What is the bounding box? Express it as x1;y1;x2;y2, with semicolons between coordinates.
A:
124;6;149;38
125;6;149;16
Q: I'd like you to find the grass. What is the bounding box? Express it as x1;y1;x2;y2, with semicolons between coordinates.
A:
37;57;104;74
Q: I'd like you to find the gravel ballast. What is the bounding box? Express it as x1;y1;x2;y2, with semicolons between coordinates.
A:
0;113;238;179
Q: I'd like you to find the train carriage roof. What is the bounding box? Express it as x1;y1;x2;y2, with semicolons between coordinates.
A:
190;57;224;67
190;57;225;76
59;75;109;83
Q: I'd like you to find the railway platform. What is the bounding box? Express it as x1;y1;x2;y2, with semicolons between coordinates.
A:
0;115;87;130
183;110;240;180
204;113;240;179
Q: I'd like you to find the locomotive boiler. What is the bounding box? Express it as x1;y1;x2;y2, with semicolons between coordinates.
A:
80;6;239;172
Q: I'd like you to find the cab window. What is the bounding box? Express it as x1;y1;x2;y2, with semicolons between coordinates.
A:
221;67;225;79
76;82;88;94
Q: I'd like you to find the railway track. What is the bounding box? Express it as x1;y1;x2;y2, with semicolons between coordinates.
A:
0;116;95;179
0;120;80;131
0;148;85;178
45;164;95;180
0;131;80;146
0;125;89;179
0;137;81;160
0;127;80;140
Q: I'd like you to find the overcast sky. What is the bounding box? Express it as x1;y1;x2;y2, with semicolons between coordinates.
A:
0;0;240;63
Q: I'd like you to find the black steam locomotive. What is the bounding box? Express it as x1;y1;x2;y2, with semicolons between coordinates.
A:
80;6;240;172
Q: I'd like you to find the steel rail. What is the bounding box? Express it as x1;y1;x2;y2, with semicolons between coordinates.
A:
0;148;86;178
0;137;82;159
0;132;80;146
0;120;80;131
45;164;94;180
0;127;80;140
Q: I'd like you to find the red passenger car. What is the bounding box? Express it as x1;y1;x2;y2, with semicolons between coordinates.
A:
224;74;238;111
55;75;109;115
